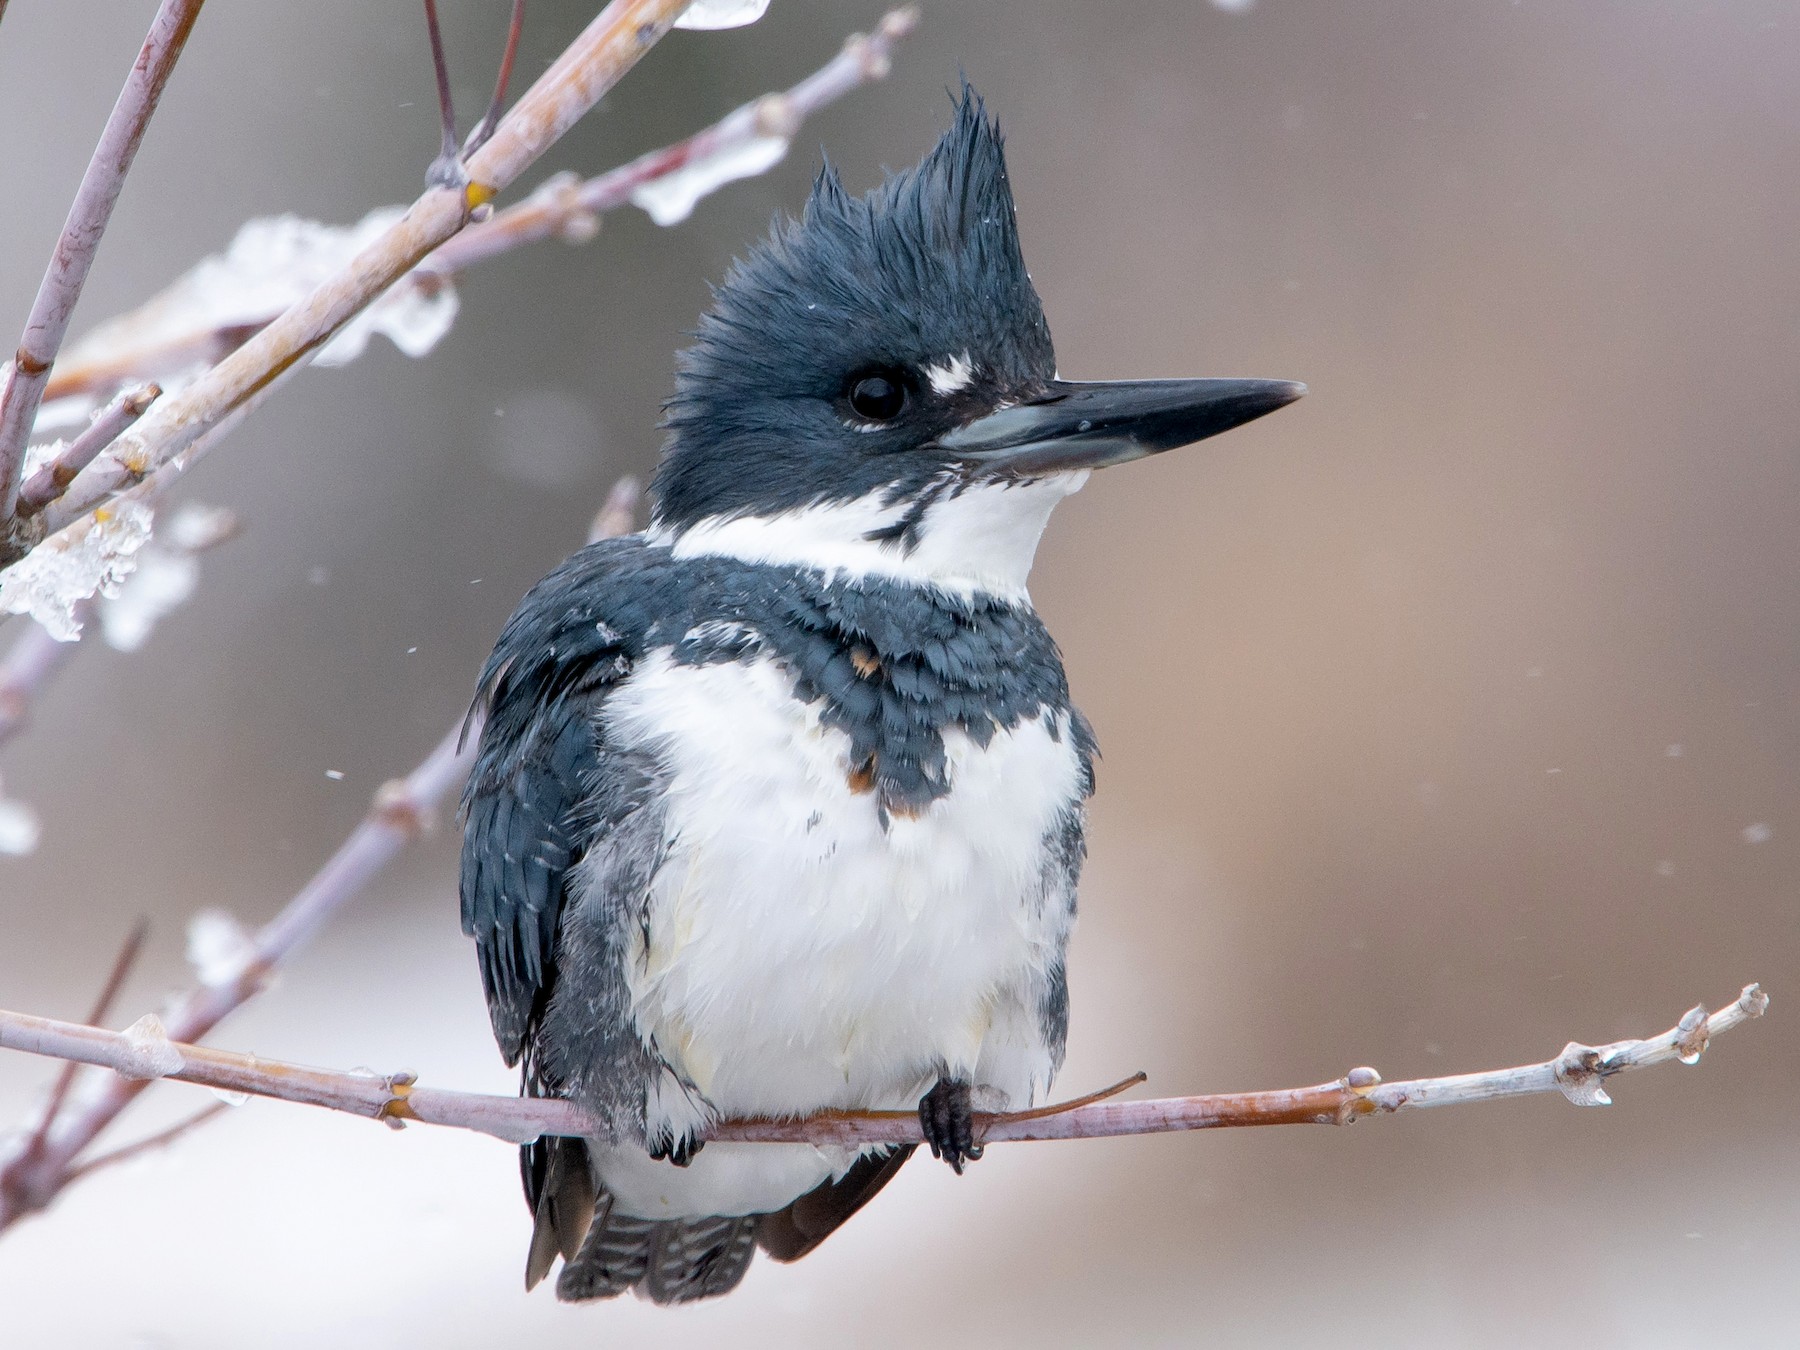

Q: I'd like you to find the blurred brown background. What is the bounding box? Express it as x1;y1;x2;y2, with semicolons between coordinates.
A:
2;1;1795;1345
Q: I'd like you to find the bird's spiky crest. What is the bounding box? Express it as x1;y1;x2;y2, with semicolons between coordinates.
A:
653;85;1056;528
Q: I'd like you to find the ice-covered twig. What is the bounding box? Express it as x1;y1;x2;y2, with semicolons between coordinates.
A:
0;496;235;741
427;6;918;272
34;9;915;412
10;0;696;554
14;384;160;518
0;482;643;1230
0;0;205;535
0;987;1767;1156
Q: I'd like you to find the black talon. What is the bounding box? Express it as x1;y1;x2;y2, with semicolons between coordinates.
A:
918;1078;984;1175
648;1133;703;1167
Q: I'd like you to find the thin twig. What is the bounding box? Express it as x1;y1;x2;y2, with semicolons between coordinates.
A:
14;383;160;517
422;0;465;189
0;0;205;532
0;987;1768;1152
19;0;695;548
464;0;528;159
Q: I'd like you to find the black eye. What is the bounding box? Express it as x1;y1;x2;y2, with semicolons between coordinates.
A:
848;372;906;421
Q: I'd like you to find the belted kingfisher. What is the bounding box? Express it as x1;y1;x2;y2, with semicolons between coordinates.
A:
460;86;1301;1305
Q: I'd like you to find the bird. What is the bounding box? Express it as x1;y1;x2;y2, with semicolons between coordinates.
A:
459;84;1302;1306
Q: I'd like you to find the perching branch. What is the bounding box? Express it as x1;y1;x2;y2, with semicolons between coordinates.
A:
8;0;695;555
0;987;1767;1158
0;0;204;535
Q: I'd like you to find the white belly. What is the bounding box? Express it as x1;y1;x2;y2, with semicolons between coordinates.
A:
591;646;1082;1217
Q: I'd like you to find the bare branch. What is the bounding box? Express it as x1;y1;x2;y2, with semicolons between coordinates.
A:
0;987;1768;1157
14;383;160;517
12;0;696;554
421;0;465;189
0;0;206;527
464;0;528;160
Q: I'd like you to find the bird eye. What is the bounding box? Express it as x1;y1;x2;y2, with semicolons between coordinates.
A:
848;372;906;422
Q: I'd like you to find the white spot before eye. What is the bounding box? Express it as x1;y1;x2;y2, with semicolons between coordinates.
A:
925;352;975;395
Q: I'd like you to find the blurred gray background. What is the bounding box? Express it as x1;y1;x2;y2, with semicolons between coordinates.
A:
2;1;1795;1345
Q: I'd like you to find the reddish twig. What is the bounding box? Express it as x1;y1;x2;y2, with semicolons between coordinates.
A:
421;0;464;188
14;383;160;517
0;988;1768;1152
0;0;206;537
464;0;528;159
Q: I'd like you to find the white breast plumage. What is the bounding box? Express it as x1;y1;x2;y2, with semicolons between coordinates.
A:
586;643;1082;1217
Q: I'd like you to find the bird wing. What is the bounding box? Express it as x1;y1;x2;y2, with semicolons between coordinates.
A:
459;538;644;1066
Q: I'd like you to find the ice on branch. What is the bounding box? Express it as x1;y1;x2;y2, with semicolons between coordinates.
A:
674;0;770;30
98;502;235;652
117;1015;183;1081
18;439;68;488
632;131;791;225
0;498;154;640
185;909;258;990
59;208;460;392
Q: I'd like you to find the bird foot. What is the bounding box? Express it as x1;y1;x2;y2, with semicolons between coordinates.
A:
919;1078;984;1174
647;1131;703;1167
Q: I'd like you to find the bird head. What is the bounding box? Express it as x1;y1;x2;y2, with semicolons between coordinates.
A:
649;85;1302;602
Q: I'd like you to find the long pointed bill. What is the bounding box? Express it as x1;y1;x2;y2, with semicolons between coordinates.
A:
938;377;1305;476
